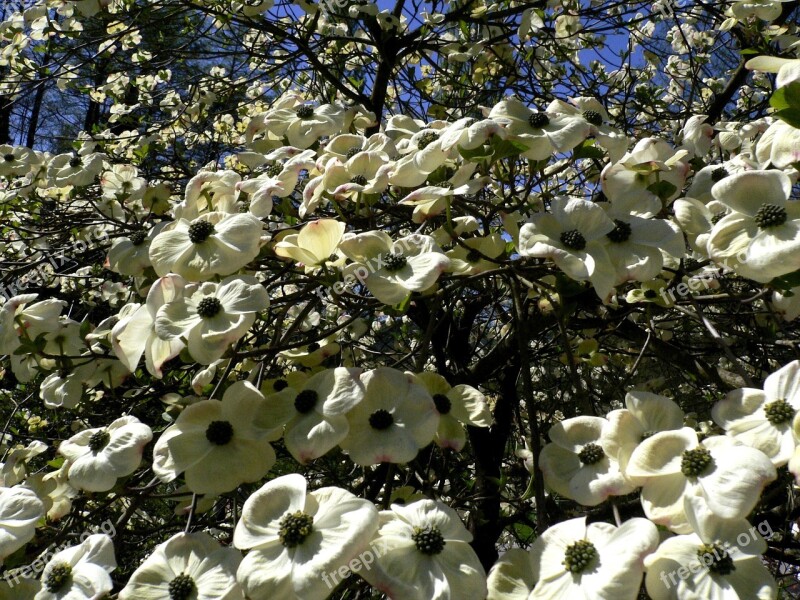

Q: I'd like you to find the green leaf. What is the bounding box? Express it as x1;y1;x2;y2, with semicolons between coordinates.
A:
489;137;529;162
457;144;493;162
647;180;677;201
774;107;800;129
573;139;605;160
769;268;800;291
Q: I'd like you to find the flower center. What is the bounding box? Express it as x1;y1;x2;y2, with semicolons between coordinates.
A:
44;563;72;593
582;110;603;126
350;174;368;186
383;253;407;272
88;430;110;454
465;248;483;263
369;409;394;430
684;258;700;272
294;389;318;414
563;539;597;573
433;393;452;414
754;203;787;229
606;219;632;243
412;525;445;555
710;211;727;225
764;399;795;426
296;105;314;119
417;131;439;150
205;420;234;445
437;181;454;189
196;297;222;318
697;542;735;575
168;573;196;600
641;430;657;441
681;446;713;477
643;289;658;299
307;342;321;351
129;230;147;246
265;163;282;177
560;229;586;251
188;220;215;243
528;112;550;128
273;379;289;391
69;156;82;168
711;167;729;182
4;153;15;162
578;442;604;465
279;511;314;547
346;147;362;159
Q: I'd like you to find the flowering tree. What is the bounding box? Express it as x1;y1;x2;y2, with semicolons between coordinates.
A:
2;0;800;598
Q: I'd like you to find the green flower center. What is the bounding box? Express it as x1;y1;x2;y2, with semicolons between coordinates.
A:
350;175;368;186
88;430;110;454
433;393;452;414
711;167;729;182
563;539;597;573
273;379;289;391
412;525;445;555
578;442;604;465
346;147;362;159
582;110;603;126
528;112;550;128
168;573;196;600
44;563;72;593
697;542;735;575
369;409;394;430
383;253;407;271
764;399;795;426
711;210;727;225
279;511;314;547
417;131;439;150
205;420;234;445
188;220;215;243
681;446;713;477
754;203;787;229
69;156;82;168
606;219;632;243
560;229;586;251
129;230;147;246
296;105;314;119
196;297;222;318
294;389;318;414
265;163;283;177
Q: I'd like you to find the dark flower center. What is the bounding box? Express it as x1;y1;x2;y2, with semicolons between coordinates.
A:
437;181;454;189
563;539;597;573
560;229;586;251
417;131;439;150
346;147;362;159
383;253;407;271
350;175;368;186
265;163;283;177
188;220;215;243
279;511;314;547
641;430;657;441
4;153;15;162
69;156;82;168
205;420;234;445
764;399;795;426
711;167;729;182
681;446;713;477
273;379;289;391
433;393;452;414
44;563;72;592
465;248;483;263
412;525;445;555
582;110;603;126
711;211;727;225
606;219;632;243
528;112;550;128
129;230;147;246
296;105;314;119
168;573;196;600
643;289;658;299
307;342;321;352
754;203;787;229
88;430;110;454
197;297;222;318
578;442;604;465
684;258;700;272
697;542;735;575
369;409;394;430
294;389;318;414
